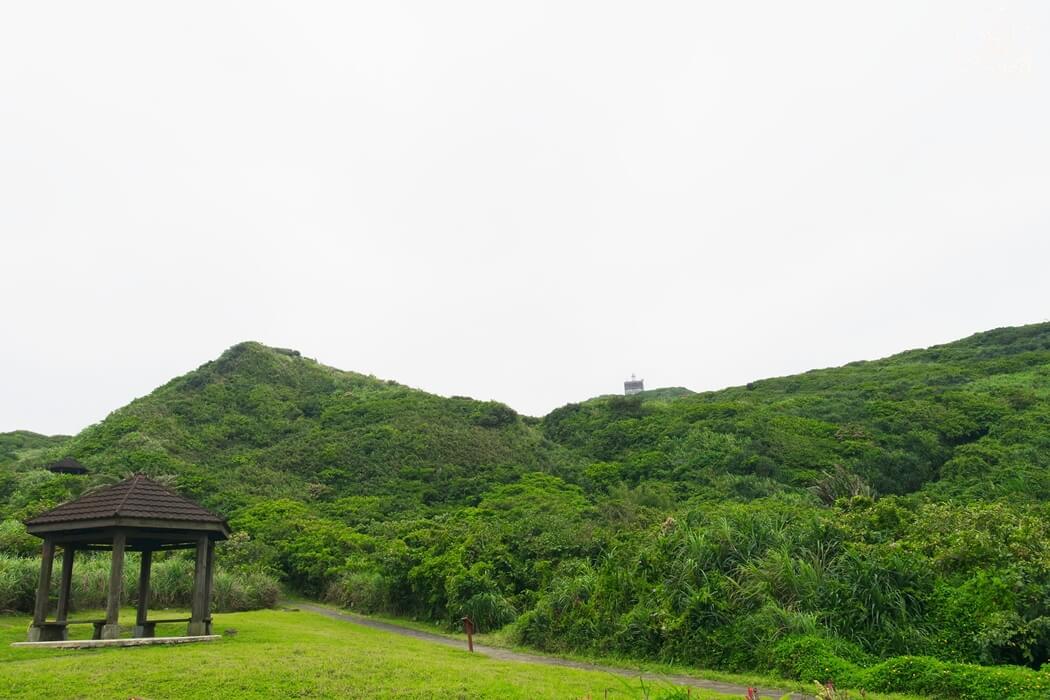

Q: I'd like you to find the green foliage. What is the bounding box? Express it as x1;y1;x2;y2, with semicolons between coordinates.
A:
231;499;374;596
470;400;519;428
0;520;38;557
859;655;1050;700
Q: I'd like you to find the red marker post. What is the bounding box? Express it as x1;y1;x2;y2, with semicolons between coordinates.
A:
461;616;475;652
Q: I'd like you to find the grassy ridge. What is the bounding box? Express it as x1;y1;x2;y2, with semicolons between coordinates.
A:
0;432;68;466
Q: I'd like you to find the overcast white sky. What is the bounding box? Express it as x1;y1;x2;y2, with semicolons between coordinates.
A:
2;2;1048;435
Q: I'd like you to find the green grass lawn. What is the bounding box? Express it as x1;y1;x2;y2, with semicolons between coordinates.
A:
0;609;736;699
293;601;922;700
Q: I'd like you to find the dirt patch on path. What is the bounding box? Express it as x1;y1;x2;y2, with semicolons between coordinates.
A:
296;602;807;699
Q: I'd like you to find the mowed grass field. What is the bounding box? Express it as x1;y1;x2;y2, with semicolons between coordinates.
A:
0;608;734;699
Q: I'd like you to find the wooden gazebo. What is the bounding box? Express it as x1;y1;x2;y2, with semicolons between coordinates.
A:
23;474;230;642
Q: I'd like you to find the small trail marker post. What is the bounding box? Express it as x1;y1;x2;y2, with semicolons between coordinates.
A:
461;616;475;652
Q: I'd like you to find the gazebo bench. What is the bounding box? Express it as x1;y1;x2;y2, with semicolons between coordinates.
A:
34;616;214;641
134;616;212;638
82;619;109;640
26;620;75;642
43;619;109;640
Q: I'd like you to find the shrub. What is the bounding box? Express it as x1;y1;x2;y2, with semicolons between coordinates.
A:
770;635;867;686
859;655;1050;700
771;634;1050;699
0;519;40;557
458;591;516;632
470;401;518;428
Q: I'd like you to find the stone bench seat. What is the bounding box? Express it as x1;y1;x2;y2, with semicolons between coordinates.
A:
27;618;108;642
135;616;212;638
31;616;213;641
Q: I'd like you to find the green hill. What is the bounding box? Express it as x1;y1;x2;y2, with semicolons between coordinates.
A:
4;341;572;514
3;324;1050;698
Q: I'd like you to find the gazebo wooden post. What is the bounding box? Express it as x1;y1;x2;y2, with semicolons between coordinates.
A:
28;537;56;642
55;544;76;623
204;538;215;634
188;534;211;636
101;530;127;639
133;549;153;637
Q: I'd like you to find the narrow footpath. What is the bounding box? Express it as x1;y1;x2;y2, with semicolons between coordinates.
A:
296;603;807;700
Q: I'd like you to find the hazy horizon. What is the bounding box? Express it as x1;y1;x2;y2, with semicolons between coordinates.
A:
3;2;1049;435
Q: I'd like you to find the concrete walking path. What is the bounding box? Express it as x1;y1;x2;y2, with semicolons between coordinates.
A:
295;602;807;699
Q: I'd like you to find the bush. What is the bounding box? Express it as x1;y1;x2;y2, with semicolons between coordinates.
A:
458;591;516;632
861;655;1050;700
771;635;867;686
470;401;518;428
445;562;517;632
0;519;40;557
771;634;1050;699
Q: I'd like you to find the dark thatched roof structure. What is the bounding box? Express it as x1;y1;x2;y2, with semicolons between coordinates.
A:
46;457;88;475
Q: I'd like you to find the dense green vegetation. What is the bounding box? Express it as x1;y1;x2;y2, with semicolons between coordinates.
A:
3;323;1050;697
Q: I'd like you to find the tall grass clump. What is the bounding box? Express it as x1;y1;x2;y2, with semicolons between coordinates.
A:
0;554;37;612
146;556;195;608
0;553;278;613
324;571;391;614
212;568;279;611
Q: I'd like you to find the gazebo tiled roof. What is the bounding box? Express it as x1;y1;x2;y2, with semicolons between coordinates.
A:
25;474;229;537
